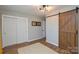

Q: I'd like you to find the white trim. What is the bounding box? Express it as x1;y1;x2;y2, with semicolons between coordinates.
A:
46;39;58;47
2;14;4;48
2;14;27;19
27;38;43;42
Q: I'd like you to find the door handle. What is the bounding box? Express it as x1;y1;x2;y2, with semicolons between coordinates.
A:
76;30;78;34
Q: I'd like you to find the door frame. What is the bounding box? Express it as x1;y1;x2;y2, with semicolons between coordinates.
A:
2;14;28;47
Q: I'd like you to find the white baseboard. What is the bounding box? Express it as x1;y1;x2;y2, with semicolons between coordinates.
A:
27;37;44;42
46;40;58;47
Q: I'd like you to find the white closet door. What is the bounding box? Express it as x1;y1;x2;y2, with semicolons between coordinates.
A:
16;18;28;44
46;15;59;46
2;16;17;47
2;15;28;47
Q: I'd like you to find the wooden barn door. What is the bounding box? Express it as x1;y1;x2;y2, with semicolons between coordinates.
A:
59;9;78;51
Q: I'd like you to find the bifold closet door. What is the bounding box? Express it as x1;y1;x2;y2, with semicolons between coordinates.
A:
2;16;17;47
2;16;28;47
59;10;78;50
16;18;28;44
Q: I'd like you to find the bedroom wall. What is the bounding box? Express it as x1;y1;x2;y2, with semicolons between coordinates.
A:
42;19;46;38
47;5;79;16
28;18;45;42
0;10;42;19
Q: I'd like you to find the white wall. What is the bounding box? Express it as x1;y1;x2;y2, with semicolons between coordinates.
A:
46;15;59;46
42;19;46;38
47;6;79;16
28;18;45;42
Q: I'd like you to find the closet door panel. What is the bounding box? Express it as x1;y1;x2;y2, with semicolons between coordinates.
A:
2;16;28;47
16;18;28;44
2;16;17;47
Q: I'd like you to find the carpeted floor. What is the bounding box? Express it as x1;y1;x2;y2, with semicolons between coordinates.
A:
18;43;58;54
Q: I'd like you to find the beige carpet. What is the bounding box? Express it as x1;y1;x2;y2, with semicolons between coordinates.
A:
18;43;58;54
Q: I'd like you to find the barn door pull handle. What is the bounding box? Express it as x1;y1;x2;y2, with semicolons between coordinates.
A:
76;30;78;34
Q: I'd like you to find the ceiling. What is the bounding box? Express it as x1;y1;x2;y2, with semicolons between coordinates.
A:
0;5;77;17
